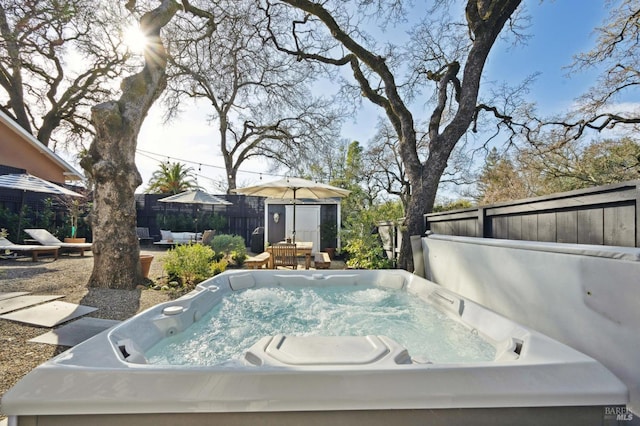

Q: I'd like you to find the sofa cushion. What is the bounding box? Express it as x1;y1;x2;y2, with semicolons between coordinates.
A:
171;232;199;242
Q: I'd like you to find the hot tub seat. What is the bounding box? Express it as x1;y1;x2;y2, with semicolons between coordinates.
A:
245;335;411;366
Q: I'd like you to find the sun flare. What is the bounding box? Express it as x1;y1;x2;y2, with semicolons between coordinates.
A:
123;24;148;54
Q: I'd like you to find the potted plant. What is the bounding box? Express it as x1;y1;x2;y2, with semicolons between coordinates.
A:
139;254;154;279
60;197;87;243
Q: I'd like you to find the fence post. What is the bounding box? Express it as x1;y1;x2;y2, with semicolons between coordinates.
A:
477;207;485;238
636;183;640;248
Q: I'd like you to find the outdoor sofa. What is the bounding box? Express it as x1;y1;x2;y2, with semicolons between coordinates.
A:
154;230;202;246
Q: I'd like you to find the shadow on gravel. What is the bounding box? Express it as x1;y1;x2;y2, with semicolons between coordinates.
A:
79;287;141;322
0;264;58;280
0;254;94;280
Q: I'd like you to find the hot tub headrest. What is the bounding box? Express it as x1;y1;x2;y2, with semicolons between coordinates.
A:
229;273;256;291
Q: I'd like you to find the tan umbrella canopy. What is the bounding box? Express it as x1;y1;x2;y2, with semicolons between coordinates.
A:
158;189;232;234
158;189;232;206
232;177;350;242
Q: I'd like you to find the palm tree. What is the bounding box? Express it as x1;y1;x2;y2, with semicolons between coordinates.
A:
146;162;200;194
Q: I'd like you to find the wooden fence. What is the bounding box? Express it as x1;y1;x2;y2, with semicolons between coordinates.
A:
424;180;640;248
135;193;264;245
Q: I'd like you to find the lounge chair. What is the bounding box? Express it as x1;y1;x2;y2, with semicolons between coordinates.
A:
24;229;92;257
0;237;59;261
136;227;154;246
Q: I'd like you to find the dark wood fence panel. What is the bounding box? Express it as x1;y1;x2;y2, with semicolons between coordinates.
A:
425;180;640;248
135;193;264;244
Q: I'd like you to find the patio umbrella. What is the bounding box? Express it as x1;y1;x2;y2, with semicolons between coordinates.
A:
0;173;83;197
158;189;232;234
0;173;83;237
232;177;350;242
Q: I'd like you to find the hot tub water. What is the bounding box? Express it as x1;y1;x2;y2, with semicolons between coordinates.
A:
146;285;496;366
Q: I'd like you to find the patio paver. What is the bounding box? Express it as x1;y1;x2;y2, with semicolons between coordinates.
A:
0;300;96;327
0;292;30;301
0;295;63;315
29;317;120;346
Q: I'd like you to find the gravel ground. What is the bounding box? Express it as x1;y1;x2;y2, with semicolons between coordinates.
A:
0;248;174;418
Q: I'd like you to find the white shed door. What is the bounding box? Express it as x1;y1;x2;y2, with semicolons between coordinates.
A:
286;205;320;252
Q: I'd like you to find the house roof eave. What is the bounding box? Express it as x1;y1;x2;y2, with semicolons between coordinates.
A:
0;110;84;181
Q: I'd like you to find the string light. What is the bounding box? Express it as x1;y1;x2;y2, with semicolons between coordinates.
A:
136;148;286;179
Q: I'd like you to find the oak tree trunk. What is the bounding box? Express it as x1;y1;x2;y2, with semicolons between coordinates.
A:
80;0;180;289
396;0;522;272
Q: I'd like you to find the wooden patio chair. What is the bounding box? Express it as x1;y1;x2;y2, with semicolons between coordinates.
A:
270;243;298;269
201;229;215;246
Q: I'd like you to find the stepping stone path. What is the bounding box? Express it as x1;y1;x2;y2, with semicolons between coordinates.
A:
29;317;120;347
0;292;120;347
0;295;64;315
0;292;30;301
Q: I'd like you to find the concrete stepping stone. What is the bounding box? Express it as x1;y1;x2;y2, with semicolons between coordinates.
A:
0;301;96;327
29;317;120;347
0;292;30;301
0;295;63;314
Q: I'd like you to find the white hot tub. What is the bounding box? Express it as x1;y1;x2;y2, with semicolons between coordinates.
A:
1;270;628;425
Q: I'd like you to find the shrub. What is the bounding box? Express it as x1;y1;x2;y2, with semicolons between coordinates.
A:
0;206;22;241
210;259;228;276
209;234;246;264
156;212;226;233
231;250;247;266
163;244;217;290
343;235;393;270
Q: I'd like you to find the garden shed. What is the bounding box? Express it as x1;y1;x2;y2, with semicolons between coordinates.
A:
265;198;343;253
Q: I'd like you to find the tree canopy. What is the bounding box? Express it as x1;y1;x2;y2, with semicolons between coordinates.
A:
263;0;522;270
163;0;341;192
0;0;133;148
475;138;640;204
146;162;200;194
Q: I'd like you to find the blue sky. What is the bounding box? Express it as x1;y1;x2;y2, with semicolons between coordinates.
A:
486;1;608;114
129;1;620;193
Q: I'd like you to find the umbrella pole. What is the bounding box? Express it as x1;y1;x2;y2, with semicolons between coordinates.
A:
16;190;25;241
292;188;297;243
195;206;198;235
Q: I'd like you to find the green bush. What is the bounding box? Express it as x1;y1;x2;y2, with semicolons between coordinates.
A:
163;244;222;290
341;200;403;270
231;250;247;266
156;212;226;233
209;234;246;264
343;235;393;270
210;259;228;276
0;207;20;240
